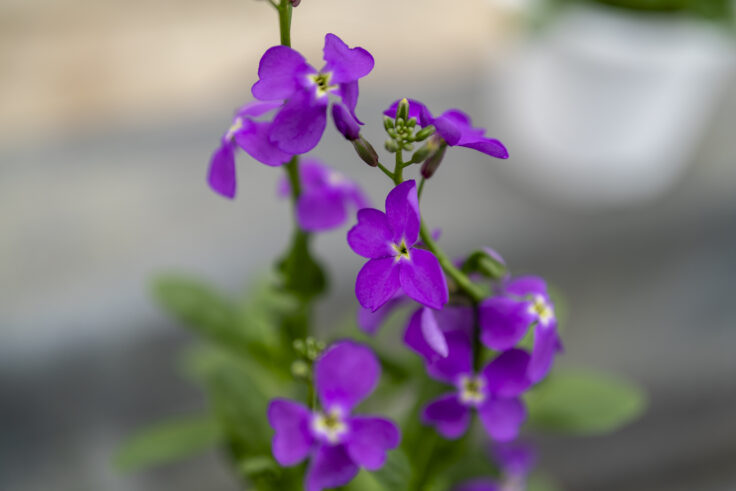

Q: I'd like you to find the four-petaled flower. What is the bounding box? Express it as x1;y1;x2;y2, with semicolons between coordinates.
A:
268;341;400;491
479;276;563;383
405;309;531;442
384;99;509;159
347;180;449;312
278;159;369;231
252;33;374;155
208;100;294;198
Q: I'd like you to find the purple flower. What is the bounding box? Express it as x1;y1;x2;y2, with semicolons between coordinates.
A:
268;341;400;491
208;100;292;198
252;33;374;155
277;159;369;231
384;99;508;159
405;317;530;442
479;276;563;383
347;180;449;312
454;441;536;491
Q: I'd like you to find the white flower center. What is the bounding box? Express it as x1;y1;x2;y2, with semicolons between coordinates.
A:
458;375;486;406
308;72;337;98
391;240;411;261
311;408;348;444
528;294;554;327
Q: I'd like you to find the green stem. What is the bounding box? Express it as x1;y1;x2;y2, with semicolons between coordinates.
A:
277;0;292;47
393;150;403;185
285;156;301;199
419;222;486;302
417;176;426;200
376;161;394;180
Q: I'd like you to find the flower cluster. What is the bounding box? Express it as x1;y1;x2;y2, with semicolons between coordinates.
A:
205;9;565;489
207;33;373;199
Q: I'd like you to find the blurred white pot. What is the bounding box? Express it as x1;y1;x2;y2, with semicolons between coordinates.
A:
489;3;736;209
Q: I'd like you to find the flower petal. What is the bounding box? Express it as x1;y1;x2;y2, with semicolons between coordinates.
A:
400;248;448;310
347;209;394;259
316;341;380;412
207;142;236;198
422;393;471;439
492;440;537;477
432;112;463;145
482;349;532;398
234;119;292;167
383;99;433;126
270;91;328;154
252;45;309;101
337;82;363;124
345;416;400;471
322;33;374;84
529;323;563;383
355;257;402;312
235;100;283;118
477;397;526;442
503;275;548;298
427;329;473;383
420;307;448;357
459;138;509;159
297;190;347;231
478;296;534;351
305;444;359;491
385;180;421;245
267;398;314;466
332;102;361;140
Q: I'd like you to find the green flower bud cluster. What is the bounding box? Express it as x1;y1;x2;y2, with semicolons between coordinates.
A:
291;337;326;379
384;98;435;154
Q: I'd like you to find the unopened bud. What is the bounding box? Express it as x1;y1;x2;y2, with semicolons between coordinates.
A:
385;139;399;153
291;360;309;378
290;0;301;6
396;98;410;122
410;144;434;164
414;125;435;142
383;116;395;132
352;137;379;166
421;143;447;178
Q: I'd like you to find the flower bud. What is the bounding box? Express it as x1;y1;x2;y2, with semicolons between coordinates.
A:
410;144;434;164
383;116;395;132
396;98;410;122
420;142;447;178
290;0;301;6
332;103;360;141
414;125;435;142
352;137;379;167
385;140;399;153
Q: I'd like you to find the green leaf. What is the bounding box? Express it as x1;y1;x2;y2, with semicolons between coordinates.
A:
115;415;220;472
371;449;412;489
152;274;243;347
526;369;647;435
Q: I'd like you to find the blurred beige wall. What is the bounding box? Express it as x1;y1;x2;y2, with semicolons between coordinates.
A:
0;0;510;147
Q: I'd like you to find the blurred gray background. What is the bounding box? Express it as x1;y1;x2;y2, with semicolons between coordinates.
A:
1;0;735;490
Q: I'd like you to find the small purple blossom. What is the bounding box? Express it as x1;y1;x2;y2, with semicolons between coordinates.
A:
252;33;374;154
278;159;369;231
208;100;292;198
405;314;530;442
268;341;400;491
479;276;563;383
347;180;449;312
384;99;508;159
